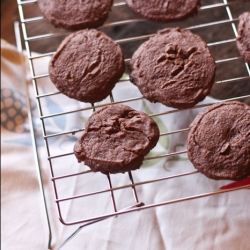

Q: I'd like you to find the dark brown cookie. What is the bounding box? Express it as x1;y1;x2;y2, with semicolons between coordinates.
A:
128;28;216;109
125;0;200;23
37;0;113;30
74;104;160;174
187;101;250;181
49;29;125;103
236;12;250;63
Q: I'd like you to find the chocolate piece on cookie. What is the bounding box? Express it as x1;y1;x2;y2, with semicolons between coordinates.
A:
128;28;216;109
125;0;200;23
37;0;113;30
187;101;250;181
236;12;250;63
74;104;160;174
49;29;125;103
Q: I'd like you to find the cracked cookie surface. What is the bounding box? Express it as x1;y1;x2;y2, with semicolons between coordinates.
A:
128;28;216;109
187;101;250;180
236;12;250;63
37;0;113;30
74;104;159;174
125;0;200;23
49;29;124;103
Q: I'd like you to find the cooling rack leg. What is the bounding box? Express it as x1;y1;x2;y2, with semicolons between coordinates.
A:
55;218;109;250
55;202;144;250
14;21;53;250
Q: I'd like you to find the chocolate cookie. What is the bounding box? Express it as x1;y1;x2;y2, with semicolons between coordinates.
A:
74;104;160;174
49;29;125;103
128;28;216;109
125;0;200;23
187;101;250;181
236;12;250;63
37;0;113;30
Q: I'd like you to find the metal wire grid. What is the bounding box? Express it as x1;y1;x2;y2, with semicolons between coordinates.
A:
16;0;250;248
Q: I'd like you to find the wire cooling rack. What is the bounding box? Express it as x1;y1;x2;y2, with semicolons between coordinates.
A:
16;0;250;249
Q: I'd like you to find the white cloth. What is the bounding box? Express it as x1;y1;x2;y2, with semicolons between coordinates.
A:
1;40;250;250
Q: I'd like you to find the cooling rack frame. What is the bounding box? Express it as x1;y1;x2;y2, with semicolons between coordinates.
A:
16;0;250;249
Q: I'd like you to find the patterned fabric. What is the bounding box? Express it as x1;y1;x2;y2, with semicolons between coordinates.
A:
1;40;249;250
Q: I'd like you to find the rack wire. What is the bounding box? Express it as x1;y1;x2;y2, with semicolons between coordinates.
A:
16;0;250;249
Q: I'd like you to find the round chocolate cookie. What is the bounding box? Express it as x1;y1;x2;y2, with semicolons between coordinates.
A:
74;104;160;174
49;29;125;103
128;28;216;109
187;101;250;181
236;12;250;63
37;0;113;30
125;0;200;23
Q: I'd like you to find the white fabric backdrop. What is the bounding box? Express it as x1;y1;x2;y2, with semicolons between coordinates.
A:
1;40;250;250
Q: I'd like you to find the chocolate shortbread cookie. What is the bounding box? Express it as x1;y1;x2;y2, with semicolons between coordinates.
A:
49;29;125;103
125;0;200;23
187;101;250;181
236;12;250;63
128;28;216;109
37;0;113;30
74;104;160;174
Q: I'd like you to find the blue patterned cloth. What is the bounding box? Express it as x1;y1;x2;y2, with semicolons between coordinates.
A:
1;40;249;250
